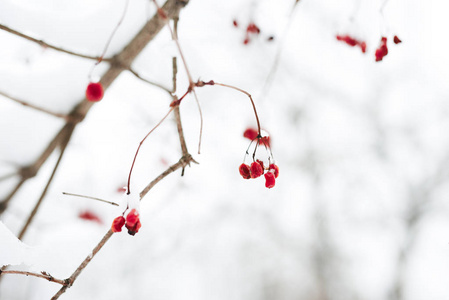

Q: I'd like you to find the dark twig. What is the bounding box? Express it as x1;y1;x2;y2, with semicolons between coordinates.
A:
0;24;110;62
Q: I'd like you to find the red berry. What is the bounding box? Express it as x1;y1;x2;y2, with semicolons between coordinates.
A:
264;172;276;188
243;38;250;45
111;216;125;233
269;164;279;178
375;37;388;62
250;161;264;178
79;210;102;224
393;35;402;44
259;136;271;147
239;163;251;179
86;82;104;102
233;20;238;27
256;159;264;171
360;41;367;53
336;34;367;54
125;209;141;236
247;23;260;34
243;128;258;140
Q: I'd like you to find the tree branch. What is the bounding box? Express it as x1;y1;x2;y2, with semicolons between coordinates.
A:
0;270;68;286
0;24;110;62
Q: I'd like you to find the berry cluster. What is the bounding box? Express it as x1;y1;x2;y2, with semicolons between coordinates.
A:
111;208;142;236
232;19;274;44
239;127;278;189
336;34;402;62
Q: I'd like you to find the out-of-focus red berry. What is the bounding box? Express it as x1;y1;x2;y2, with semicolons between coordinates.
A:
239;163;251;179
247;23;260;34
244;128;258;140
393;35;402;44
336;34;367;54
86;82;104;102
375;37;388;62
243;38;249;45
250;161;264;178
264;172;276;188
111;216;125;233
233;20;238;27
259;136;271;147
125;209;141;236
79;210;102;224
269;164;279;178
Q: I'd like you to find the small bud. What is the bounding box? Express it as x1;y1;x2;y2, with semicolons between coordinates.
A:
264;172;276;188
269;164;279;178
239;163;251;179
111;216;125;233
250;161;264;178
86;82;104;102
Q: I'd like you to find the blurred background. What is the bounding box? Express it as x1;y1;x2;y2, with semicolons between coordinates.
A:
1;0;448;299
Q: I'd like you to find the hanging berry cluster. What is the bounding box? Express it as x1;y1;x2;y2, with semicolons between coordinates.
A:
335;34;402;62
232;19;274;44
239;127;279;189
111;208;142;236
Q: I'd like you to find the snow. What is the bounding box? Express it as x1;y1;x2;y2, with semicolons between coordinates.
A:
1;0;449;299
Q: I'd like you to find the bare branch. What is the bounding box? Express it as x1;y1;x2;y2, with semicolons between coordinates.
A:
62;192;119;206
0;24;110;61
0;270;68;286
127;68;172;95
0;90;69;120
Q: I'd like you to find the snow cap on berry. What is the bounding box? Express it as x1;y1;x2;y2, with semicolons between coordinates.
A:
269;163;279;178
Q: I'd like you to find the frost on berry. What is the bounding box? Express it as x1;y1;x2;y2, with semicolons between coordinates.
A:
79;210;102;224
336;35;367;53
111;216;125;233
250;161;264;178
393;35;402;44
125;209;142;236
86;82;104;102
375;37;388;62
269;163;279;178
264;172;276;189
239;163;251;179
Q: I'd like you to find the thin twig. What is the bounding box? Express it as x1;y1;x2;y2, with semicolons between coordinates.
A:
127;107;175;195
0;90;69;120
192;89;203;154
0;24;110;62
88;0;130;79
51;230;114;300
128;68;172;95
62;192;119;206
18;127;74;240
210;82;261;136
0;270;68;286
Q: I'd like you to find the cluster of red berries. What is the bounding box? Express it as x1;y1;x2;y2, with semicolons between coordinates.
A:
239;160;279;188
111;208;142;236
232;19;274;44
336;35;367;53
336;34;402;62
86;82;104;102
375;35;401;62
240;127;278;188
